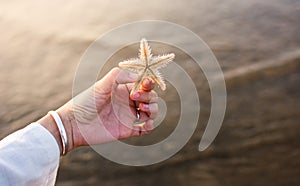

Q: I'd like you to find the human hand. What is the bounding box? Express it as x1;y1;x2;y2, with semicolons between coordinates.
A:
50;67;158;152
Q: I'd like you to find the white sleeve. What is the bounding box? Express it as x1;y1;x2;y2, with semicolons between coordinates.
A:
0;123;60;186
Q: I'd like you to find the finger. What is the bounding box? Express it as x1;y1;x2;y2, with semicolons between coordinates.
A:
130;90;158;103
115;68;139;84
143;119;154;135
141;78;155;92
131;119;154;137
139;103;158;119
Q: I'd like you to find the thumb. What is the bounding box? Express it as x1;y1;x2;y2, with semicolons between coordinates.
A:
95;67;139;93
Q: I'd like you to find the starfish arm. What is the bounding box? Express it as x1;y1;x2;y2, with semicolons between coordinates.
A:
149;53;175;70
118;59;145;73
131;72;147;93
139;38;152;65
149;69;167;91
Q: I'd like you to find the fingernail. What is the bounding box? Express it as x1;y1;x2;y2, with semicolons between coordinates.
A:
143;78;153;88
145;78;150;86
143;104;149;110
134;92;140;99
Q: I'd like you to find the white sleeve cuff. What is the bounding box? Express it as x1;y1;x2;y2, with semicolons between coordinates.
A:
0;123;60;186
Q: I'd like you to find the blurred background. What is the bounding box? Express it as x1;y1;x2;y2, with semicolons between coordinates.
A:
0;0;299;185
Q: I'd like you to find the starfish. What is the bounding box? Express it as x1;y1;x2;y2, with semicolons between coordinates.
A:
118;38;175;93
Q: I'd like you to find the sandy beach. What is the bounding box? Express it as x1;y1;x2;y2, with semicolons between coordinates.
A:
0;0;299;185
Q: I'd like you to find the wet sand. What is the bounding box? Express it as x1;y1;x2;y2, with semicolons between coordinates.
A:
0;0;299;185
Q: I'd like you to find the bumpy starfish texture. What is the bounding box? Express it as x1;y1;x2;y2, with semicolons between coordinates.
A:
118;38;175;93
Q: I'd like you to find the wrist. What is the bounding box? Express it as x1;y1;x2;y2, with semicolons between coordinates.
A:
56;104;86;151
38;106;79;155
55;106;75;153
38;113;65;155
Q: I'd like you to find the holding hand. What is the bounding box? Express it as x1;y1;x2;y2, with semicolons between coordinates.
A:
39;67;158;154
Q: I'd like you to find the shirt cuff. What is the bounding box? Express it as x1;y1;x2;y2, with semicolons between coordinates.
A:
0;123;60;185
